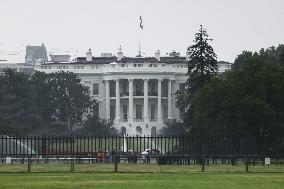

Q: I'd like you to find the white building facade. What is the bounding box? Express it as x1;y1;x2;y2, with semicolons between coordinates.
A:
35;49;232;136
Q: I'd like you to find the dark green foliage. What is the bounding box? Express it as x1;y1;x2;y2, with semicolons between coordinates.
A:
233;51;253;70
233;44;284;70
186;25;218;94
30;71;96;134
190;56;284;137
78;113;114;136
0;70;107;136
0;69;42;135
161;120;186;136
176;25;218;131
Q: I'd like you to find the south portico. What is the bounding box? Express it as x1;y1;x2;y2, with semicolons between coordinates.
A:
103;74;176;136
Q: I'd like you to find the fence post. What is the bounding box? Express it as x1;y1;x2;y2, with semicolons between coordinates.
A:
27;156;31;173
114;155;119;173
201;155;205;172
71;154;74;173
245;156;249;173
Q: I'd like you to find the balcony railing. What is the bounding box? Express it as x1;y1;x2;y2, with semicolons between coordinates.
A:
36;64;188;74
150;118;157;122
118;118;159;122
134;118;144;122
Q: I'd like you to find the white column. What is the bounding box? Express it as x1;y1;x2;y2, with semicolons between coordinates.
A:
105;80;110;121
115;79;120;123
167;79;172;119
128;79;133;122
157;79;162;123
143;79;149;122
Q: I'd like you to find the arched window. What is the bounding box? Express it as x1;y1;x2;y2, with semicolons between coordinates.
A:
121;127;126;135
136;126;142;136
151;126;157;136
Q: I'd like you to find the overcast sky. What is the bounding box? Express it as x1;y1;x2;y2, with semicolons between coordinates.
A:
0;0;283;62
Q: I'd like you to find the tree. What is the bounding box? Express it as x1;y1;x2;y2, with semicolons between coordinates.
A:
186;25;218;94
0;69;42;135
233;44;284;70
79;114;114;136
161;120;186;136
31;71;95;134
233;50;253;70
190;56;284;137
176;25;218;132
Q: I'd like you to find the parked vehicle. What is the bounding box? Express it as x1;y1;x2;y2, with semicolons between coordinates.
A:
141;149;160;155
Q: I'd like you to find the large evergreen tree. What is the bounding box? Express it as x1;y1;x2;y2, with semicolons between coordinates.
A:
177;25;218;133
186;25;218;94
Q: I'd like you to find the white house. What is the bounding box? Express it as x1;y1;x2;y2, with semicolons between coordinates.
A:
35;48;232;136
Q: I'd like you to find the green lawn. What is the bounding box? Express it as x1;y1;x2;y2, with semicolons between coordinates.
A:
0;163;284;173
0;164;283;189
0;171;283;189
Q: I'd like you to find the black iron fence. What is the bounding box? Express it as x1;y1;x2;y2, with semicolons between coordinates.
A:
1;135;283;157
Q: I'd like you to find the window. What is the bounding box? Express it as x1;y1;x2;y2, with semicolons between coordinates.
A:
162;81;168;96
136;104;142;119
136;126;142;136
151;127;157;136
110;105;115;120
135;82;143;96
123;105;128;120
163;104;168;119
122;84;127;95
93;83;99;95
150;104;155;119
121;127;126;135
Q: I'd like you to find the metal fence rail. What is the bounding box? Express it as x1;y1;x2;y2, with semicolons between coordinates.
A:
1;135;284;157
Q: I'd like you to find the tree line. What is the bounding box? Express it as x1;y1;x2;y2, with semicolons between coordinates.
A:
177;25;284;137
0;70;112;136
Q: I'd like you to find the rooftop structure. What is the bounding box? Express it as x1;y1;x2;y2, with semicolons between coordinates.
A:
25;43;48;65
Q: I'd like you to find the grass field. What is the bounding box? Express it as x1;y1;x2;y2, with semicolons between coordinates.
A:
0;164;283;189
0;163;284;173
0;171;283;189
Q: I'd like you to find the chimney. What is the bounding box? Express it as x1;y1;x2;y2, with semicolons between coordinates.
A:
155;50;160;61
86;49;92;62
186;49;191;61
117;45;123;61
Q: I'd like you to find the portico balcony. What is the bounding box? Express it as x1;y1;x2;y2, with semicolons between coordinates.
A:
118;118;159;123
